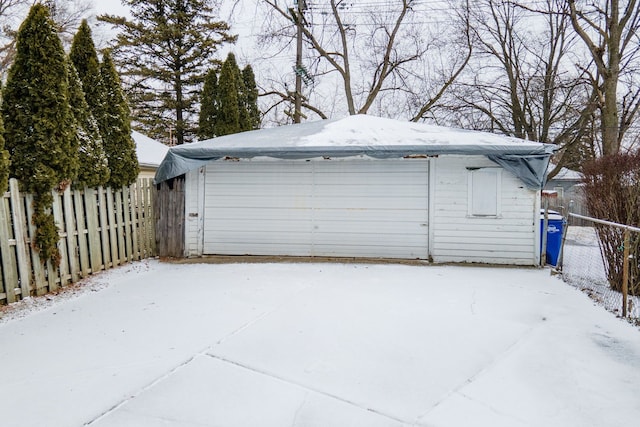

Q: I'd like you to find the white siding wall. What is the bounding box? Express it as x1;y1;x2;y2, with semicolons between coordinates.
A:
138;167;157;181
430;156;539;265
184;155;540;264
184;168;205;257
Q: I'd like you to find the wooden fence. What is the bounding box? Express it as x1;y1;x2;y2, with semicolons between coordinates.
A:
0;178;157;305
155;176;185;258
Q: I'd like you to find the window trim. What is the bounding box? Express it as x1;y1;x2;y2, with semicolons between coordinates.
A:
467;167;502;218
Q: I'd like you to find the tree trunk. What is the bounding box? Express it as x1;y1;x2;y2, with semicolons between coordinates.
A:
175;71;184;145
567;0;640;155
601;76;620;155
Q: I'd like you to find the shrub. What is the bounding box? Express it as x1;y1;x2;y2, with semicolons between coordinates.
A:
582;152;640;295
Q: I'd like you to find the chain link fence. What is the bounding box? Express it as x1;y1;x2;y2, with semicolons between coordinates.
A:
558;213;640;325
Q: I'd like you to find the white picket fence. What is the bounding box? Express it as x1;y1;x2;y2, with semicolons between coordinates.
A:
0;178;156;305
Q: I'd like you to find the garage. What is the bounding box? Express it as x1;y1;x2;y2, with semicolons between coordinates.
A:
155;115;555;264
203;158;429;258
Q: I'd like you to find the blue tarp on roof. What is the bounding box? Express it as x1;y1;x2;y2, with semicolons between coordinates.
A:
155;115;556;189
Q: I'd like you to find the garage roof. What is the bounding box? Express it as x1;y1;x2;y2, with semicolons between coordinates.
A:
155;115;556;189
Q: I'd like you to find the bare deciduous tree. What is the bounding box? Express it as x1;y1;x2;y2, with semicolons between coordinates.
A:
582;152;640;295
0;0;93;76
410;1;473;122
259;0;471;122
566;0;640;155
45;0;93;45
441;0;599;177
0;0;32;75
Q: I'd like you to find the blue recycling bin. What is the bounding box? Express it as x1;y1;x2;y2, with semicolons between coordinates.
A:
540;210;564;266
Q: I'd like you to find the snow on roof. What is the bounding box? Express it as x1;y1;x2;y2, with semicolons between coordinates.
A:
132;131;169;168
181;115;551;151
548;165;583;181
299;115;541;147
156;115;556;187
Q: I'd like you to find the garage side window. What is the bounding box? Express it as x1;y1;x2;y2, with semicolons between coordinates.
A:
468;168;501;217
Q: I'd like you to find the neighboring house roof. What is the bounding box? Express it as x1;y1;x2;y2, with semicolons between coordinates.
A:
132;131;170;169
155;115;556;188
547;165;583;181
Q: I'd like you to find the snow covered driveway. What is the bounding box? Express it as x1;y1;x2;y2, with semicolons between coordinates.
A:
1;260;639;427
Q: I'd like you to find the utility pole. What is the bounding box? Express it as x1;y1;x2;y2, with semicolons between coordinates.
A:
292;0;307;123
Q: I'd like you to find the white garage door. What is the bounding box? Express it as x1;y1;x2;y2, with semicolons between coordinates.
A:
203;158;429;259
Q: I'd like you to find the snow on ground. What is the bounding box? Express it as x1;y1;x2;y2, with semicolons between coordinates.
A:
1;260;639;427
562;226;640;320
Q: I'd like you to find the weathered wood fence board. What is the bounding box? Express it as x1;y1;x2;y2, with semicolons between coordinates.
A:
98;187;110;270
155;176;185;258
24;194;46;296
0;194;16;303
84;188;101;274
0;178;157;305
123;187;133;263
10;179;31;299
73;189;90;278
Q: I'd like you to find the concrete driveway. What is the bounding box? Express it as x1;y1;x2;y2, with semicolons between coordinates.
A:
1;260;639;426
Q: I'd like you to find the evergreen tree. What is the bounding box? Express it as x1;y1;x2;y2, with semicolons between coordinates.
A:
1;4;77;264
99;0;236;144
69;19;103;117
214;54;240;137
198;55;261;138
198;68;218;140
0;75;9;191
241;65;260;131
67;60;110;188
227;54;249;132
96;51;139;188
0;114;9;193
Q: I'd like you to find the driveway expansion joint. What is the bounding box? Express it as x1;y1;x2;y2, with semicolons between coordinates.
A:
205;352;411;425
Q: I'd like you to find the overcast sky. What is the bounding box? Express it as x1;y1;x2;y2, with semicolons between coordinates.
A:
92;0;130;17
88;0;253;52
88;0;131;47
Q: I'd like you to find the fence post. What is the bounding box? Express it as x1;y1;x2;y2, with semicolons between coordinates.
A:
554;206;570;273
622;228;629;318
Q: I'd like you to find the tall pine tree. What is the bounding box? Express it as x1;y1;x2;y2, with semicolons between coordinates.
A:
96;51;139;188
198;68;218;140
69;19;103;117
214;54;240;137
2;4;77;264
199;54;261;138
67;60;110;188
228;54;250;132
241;64;260;131
99;0;236;144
